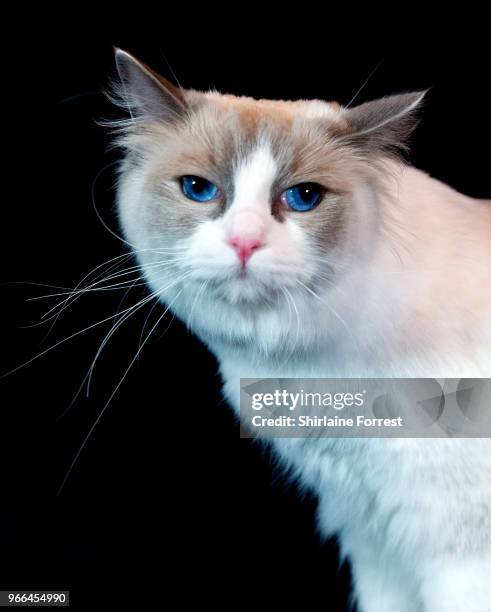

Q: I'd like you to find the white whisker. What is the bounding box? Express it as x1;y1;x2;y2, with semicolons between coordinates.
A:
295;279;350;331
1;296;165;379
84;271;192;396
57;283;187;497
186;279;208;331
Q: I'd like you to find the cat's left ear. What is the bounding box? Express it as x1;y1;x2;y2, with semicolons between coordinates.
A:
342;91;427;153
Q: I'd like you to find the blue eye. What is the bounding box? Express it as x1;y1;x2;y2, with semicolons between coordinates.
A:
281;182;324;212
180;175;220;202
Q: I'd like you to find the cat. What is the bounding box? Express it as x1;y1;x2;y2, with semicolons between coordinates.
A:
110;49;491;612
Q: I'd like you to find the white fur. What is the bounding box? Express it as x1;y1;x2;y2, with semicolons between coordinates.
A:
230;144;277;214
224;145;276;252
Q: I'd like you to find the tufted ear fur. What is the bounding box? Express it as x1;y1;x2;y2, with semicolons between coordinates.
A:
343;91;427;153
114;48;187;122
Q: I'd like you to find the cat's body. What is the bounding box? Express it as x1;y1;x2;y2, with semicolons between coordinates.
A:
208;165;491;612
112;50;491;611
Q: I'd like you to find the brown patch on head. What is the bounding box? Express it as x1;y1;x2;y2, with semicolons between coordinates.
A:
291;193;349;255
117;84;367;256
186;93;355;253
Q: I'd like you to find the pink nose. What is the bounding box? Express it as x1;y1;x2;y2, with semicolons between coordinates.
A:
229;236;262;266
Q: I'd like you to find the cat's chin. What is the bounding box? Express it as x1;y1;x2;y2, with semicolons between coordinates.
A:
150;268;276;308
211;272;286;307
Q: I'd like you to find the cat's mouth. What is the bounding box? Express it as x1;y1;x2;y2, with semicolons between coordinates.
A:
235;267;250;280
205;270;287;306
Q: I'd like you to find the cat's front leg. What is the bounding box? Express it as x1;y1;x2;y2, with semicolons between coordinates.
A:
418;555;491;612
347;539;421;612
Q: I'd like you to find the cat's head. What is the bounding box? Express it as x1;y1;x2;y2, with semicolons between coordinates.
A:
111;50;424;347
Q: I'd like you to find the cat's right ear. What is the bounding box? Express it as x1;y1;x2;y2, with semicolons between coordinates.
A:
114;48;187;122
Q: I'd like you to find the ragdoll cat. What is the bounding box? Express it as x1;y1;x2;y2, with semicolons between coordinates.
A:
111;49;491;612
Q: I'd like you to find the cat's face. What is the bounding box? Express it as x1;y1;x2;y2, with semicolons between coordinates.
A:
113;50;423;344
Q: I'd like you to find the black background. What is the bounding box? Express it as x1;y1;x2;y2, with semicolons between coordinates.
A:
1;22;489;610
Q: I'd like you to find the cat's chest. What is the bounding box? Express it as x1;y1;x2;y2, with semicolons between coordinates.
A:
214;343;491;549
215;348;404;491
215;344;401;408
